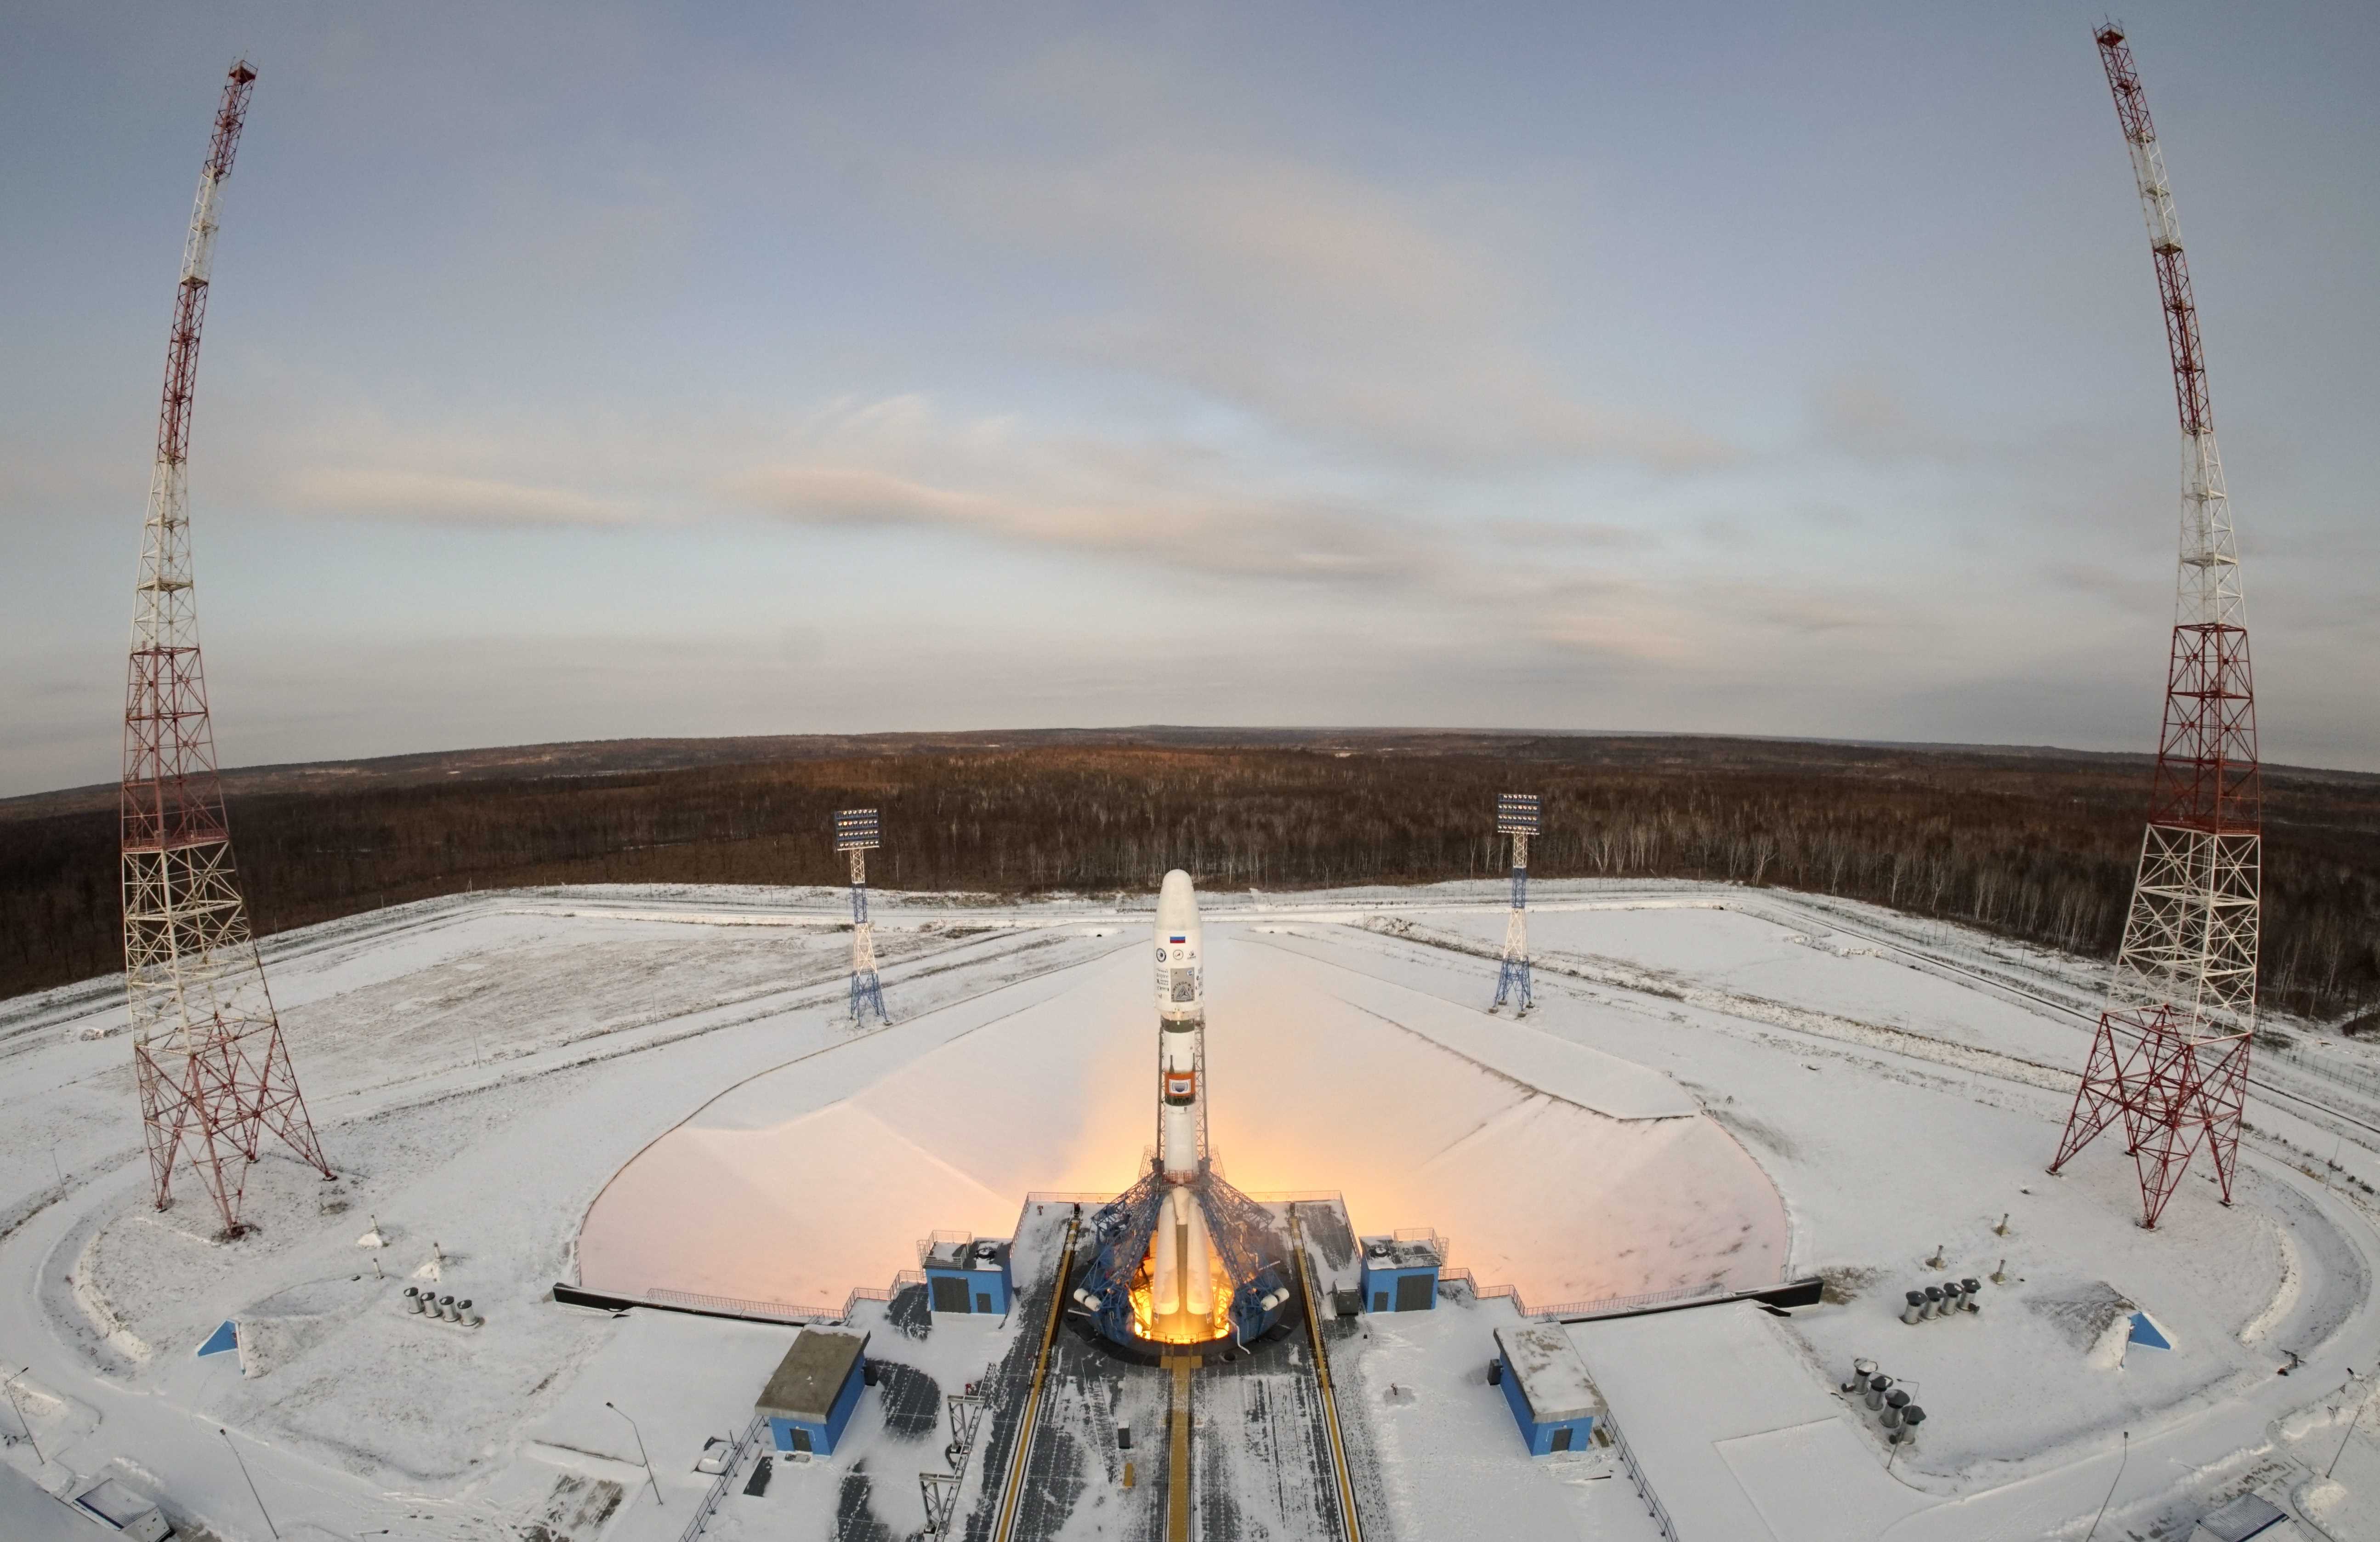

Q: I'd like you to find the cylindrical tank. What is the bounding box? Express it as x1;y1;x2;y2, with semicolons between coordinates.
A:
1940;1281;1962;1314
439;1294;458;1322
1897;1405;1927;1444
1883;1388;1910;1429
404;1286;423;1314
1961;1278;1982;1312
1902;1291;1926;1326
1866;1374;1890;1411
1923;1285;1943;1319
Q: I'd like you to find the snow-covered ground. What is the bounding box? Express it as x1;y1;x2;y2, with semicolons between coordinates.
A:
2;879;2379;1541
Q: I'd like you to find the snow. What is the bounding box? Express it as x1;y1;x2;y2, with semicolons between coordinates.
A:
0;1463;102;1541
6;878;2380;1540
1573;1302;1933;1540
1496;1323;1604;1422
580;919;1784;1316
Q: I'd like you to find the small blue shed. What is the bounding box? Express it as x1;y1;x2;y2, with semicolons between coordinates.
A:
1358;1235;1441;1313
1494;1324;1605;1456
922;1234;1014;1316
756;1327;870;1457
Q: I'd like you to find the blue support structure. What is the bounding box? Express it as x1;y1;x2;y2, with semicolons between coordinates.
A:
1071;1162;1293;1349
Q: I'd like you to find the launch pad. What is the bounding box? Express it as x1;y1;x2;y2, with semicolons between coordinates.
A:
1068;1167;1299;1360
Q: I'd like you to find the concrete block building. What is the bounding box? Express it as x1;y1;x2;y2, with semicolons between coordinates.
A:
1494;1324;1605;1455
1358;1234;1441;1312
923;1233;1013;1316
756;1327;870;1457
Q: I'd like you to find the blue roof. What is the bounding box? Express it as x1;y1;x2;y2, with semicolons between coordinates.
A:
2127;1311;2172;1350
196;1320;239;1357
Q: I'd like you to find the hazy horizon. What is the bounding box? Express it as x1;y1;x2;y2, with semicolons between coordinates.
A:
6;1;2375;797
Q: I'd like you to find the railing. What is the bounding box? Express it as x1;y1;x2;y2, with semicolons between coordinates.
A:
1545;1282;1721;1320
676;1411;767;1542
1434;1270;1730;1323
2267;1046;2380;1109
647;1272;928;1327
1605;1418;1678;1542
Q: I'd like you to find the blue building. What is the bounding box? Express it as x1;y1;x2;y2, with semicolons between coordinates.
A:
1494;1325;1605;1456
923;1233;1013;1316
756;1327;870;1457
1358;1234;1441;1312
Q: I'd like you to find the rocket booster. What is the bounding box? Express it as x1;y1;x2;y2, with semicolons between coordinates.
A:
1154;870;1204;1180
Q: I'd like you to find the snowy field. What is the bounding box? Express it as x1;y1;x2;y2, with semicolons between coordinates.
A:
5;879;2380;1540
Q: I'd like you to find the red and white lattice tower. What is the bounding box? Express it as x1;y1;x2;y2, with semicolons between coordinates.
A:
2046;25;2260;1229
123;60;334;1238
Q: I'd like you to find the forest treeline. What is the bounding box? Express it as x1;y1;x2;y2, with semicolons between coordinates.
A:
5;732;2378;1023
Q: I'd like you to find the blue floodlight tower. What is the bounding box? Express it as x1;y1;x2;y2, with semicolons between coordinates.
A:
1491;793;1540;1014
834;808;888;1024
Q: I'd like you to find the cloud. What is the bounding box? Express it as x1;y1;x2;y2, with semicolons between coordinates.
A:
1811;376;1975;464
284;467;641;526
732;442;1437;589
1487;517;1661;552
872;51;1735;472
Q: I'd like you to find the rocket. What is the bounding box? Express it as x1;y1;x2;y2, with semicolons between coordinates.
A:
1147;869;1219;1334
1154;868;1205;1178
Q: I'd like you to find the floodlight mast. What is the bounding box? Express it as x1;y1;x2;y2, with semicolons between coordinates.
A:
2047;24;2261;1229
122;59;335;1238
835;809;889;1024
1491;794;1540;1014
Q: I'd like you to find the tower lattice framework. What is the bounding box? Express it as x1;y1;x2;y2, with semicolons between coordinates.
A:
834;809;889;1023
2047;25;2260;1229
124;60;335;1238
1492;793;1539;1013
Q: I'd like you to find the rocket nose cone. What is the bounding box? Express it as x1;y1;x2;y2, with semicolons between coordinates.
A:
1156;869;1199;927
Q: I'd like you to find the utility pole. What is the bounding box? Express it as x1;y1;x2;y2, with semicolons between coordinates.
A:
122;59;334;1238
2047;24;2261;1230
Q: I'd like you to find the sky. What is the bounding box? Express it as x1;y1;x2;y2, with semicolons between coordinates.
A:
3;1;2375;797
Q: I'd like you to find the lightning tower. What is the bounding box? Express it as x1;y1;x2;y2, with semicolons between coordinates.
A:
2047;25;2261;1229
123;60;335;1238
835;808;889;1024
1491;793;1539;1014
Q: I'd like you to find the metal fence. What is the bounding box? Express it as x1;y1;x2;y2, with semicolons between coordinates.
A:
675;1411;767;1542
1605;1418;1679;1542
1434;1269;1727;1323
646;1272;929;1326
2266;1046;2380;1110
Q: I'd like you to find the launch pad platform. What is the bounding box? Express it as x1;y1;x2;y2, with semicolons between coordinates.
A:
985;1195;1370;1542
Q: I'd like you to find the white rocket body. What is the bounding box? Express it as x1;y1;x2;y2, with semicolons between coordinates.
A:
1147;870;1223;1337
1154;870;1204;1181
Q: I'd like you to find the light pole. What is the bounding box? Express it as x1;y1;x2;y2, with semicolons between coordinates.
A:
2082;1431;2127;1542
5;1367;41;1464
219;1427;281;1540
606;1402;664;1507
